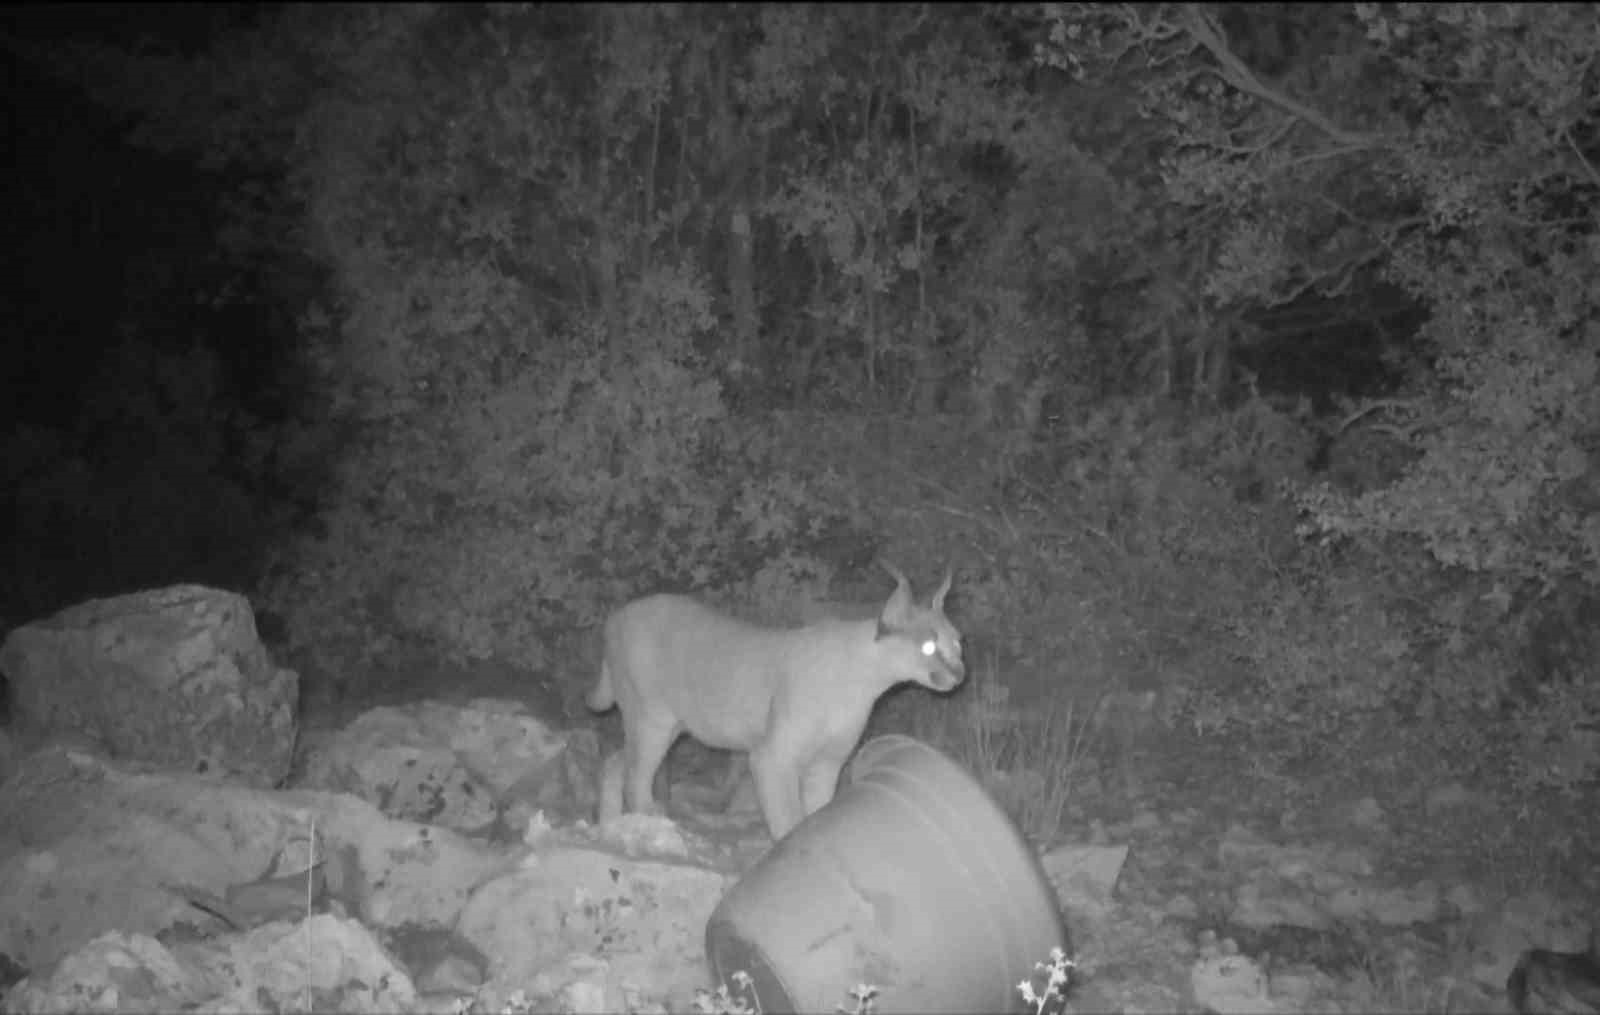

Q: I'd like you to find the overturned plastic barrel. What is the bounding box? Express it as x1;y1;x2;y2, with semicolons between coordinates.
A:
704;734;1070;1014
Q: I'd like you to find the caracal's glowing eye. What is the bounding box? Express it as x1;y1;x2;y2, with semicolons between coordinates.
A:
921;639;937;657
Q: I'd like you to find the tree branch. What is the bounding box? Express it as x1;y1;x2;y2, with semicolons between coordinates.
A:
1179;6;1385;151
1563;128;1600;190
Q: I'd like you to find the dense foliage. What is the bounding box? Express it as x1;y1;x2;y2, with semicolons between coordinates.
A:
17;3;1599;790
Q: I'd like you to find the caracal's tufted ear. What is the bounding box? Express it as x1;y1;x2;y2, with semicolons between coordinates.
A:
877;559;914;636
879;558;909;588
930;568;953;612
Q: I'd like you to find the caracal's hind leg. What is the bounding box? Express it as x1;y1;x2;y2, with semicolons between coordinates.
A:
714;751;750;812
597;751;626;823
621;715;678;816
799;756;847;819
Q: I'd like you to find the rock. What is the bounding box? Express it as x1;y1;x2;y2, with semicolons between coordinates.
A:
1466;890;1596;992
1505;932;1600;1015
2;916;416;1014
0;585;297;786
457;846;728;1012
1039;844;1130;922
1188;953;1279;1015
296;698;599;834
0;746;507;973
1;931;201;1013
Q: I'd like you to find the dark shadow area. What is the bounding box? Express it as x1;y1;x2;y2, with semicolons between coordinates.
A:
0;6;326;627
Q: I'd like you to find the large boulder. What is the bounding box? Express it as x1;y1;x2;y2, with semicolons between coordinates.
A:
0;585;298;786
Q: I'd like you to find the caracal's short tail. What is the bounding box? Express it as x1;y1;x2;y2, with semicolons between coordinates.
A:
586;660;615;712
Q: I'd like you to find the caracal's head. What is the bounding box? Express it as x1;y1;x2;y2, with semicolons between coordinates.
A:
874;561;965;693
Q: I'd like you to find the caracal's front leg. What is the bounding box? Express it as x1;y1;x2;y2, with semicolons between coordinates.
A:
749;744;804;841
799;755;847;818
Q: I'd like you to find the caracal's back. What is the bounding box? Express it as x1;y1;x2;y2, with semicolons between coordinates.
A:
603;594;793;749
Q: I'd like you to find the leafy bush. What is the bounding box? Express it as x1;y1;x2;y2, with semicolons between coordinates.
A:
261;269;868;675
1288;6;1600;787
1029;4;1600;789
